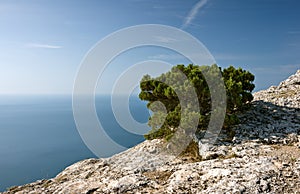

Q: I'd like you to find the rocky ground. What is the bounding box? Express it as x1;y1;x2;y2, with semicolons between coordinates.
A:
2;70;300;194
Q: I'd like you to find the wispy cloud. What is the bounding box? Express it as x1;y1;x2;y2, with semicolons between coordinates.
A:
154;36;178;43
148;53;215;64
214;53;247;61
287;43;299;47
287;31;300;34
148;54;186;60
182;0;209;29
253;64;300;74
279;64;300;70
26;43;62;49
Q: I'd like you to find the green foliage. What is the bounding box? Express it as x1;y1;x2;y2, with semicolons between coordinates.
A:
139;64;255;140
222;66;255;112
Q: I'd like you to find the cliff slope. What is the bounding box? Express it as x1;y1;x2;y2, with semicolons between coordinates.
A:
3;70;300;194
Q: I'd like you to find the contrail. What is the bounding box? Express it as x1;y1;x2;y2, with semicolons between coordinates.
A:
182;0;208;29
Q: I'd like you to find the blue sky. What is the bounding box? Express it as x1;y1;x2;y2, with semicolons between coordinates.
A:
0;0;299;94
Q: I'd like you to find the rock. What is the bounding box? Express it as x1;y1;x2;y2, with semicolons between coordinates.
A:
254;70;300;109
5;139;299;194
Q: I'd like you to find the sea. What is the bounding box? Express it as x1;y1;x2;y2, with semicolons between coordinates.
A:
0;95;149;191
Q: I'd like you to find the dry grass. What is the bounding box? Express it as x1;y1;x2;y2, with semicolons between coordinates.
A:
261;145;300;164
142;170;173;184
178;141;202;162
271;89;297;98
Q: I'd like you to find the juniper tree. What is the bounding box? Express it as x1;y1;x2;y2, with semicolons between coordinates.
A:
139;64;255;140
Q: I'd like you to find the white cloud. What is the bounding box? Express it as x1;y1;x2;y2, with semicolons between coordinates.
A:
182;0;209;29
26;43;62;49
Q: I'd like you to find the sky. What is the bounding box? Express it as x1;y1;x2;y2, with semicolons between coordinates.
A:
0;0;300;94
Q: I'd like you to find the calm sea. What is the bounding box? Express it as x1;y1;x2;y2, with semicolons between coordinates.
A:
0;95;148;191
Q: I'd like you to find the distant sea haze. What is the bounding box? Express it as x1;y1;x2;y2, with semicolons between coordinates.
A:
0;95;148;191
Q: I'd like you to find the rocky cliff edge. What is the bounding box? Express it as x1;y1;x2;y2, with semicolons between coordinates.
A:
3;70;300;194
